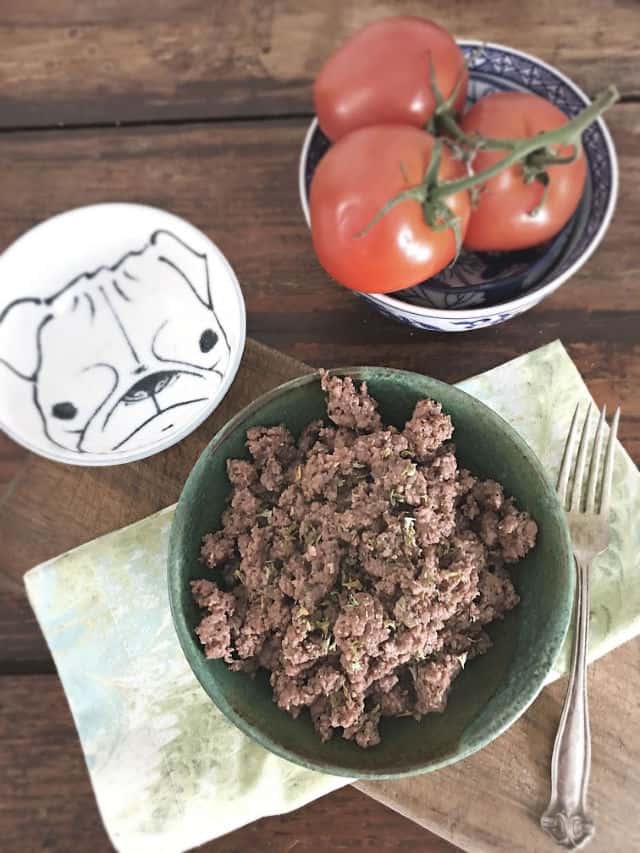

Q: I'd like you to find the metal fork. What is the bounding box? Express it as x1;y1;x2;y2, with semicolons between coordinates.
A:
541;404;620;850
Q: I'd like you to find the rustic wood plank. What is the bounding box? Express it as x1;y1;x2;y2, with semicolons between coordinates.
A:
0;106;638;666
1;5;638;852
0;673;458;853
0;584;51;673
0;0;638;128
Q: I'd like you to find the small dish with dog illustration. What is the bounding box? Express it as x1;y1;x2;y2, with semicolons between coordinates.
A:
0;203;246;465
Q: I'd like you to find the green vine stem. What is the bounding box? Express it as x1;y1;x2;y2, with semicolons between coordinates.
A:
431;85;618;202
359;84;618;239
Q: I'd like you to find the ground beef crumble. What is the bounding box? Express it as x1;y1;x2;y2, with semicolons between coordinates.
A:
192;371;537;748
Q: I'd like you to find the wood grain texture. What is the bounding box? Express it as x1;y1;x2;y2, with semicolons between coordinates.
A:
0;0;638;128
0;674;457;853
1;2;639;851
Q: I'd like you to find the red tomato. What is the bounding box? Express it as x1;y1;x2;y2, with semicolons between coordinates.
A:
461;92;587;251
314;17;467;142
310;125;471;294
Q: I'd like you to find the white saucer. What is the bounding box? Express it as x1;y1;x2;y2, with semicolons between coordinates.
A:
0;204;246;466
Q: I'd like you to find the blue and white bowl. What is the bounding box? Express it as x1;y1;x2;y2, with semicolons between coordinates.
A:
299;41;618;332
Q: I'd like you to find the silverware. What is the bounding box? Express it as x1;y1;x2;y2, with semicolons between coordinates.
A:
541;404;620;850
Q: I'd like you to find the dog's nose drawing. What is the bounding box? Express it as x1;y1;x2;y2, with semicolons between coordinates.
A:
122;370;178;403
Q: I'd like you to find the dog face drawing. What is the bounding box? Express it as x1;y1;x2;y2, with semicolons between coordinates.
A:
0;230;230;454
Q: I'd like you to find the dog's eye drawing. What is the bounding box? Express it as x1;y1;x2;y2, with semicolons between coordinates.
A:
51;401;78;420
199;328;218;353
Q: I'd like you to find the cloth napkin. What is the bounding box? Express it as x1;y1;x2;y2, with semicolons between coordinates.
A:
24;340;639;853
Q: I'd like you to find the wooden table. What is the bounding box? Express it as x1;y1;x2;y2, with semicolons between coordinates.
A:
1;3;638;851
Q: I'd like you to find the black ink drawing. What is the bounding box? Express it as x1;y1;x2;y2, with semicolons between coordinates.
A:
0;230;230;454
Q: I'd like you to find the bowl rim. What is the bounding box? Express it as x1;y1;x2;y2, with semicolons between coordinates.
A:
168;367;574;778
298;39;619;319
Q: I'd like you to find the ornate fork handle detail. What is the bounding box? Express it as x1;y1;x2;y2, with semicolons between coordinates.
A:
541;557;595;850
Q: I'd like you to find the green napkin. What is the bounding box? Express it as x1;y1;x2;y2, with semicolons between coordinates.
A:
24;341;639;852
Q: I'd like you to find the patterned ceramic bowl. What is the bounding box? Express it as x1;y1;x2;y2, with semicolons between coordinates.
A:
299;42;618;332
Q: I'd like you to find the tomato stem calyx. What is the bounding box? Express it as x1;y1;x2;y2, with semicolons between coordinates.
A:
357;139;463;260
428;50;469;120
356;185;427;238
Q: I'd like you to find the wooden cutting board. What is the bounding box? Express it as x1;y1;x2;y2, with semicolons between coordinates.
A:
2;338;638;853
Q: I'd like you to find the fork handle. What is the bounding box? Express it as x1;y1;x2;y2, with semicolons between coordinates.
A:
541;556;595;849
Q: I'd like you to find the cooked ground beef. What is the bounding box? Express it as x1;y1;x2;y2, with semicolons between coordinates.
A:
192;371;537;748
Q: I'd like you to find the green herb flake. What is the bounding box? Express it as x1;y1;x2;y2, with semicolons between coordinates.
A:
304;528;319;546
321;635;337;655
403;515;417;548
445;569;465;583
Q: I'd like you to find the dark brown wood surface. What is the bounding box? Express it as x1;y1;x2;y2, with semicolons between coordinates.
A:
0;0;639;128
1;2;639;851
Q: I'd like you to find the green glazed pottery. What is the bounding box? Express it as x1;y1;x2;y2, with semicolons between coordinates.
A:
168;368;574;779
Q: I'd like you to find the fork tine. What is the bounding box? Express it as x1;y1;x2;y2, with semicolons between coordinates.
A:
599;406;620;517
557;403;581;507
570;404;592;512
585;405;606;513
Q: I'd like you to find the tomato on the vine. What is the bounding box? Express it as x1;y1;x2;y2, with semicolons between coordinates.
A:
461;92;587;252
314;17;467;142
309;125;471;294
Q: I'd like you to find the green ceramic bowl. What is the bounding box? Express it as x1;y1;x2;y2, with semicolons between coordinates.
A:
168;368;573;779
